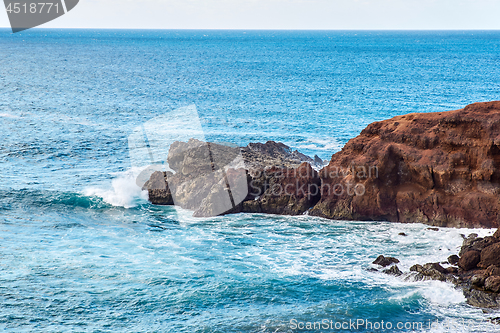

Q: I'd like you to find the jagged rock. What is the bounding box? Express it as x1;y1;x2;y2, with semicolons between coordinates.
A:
422;263;450;282
445;267;458;274
142;171;174;205
463;287;500;308
310;101;500;228
457;234;500;260
470;237;499;252
457;233;500;257
409;262;450;282
494;229;500;238
192;161;323;217
148;102;500;226
167;139;241;176
241;141;322;170
373;255;399;267
427;227;439;231
241;162;321;215
448;255;460;266
146;140;321;216
383;265;403;276
401;229;500;309
485;276;500;293
458;250;481;271
471;274;488;287
398;232;407;236
192;168;249;217
479;243;500;268
486;265;500;277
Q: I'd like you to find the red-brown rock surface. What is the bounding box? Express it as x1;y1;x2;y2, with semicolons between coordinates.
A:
310;101;500;228
458;250;481;271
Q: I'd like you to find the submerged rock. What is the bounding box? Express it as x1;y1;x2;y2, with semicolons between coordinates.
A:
383;265;403;276
373;255;400;267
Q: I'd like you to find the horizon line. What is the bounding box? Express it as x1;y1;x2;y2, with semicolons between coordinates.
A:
2;27;500;31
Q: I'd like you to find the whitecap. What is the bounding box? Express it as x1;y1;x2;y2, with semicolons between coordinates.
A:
83;167;148;208
296;137;343;152
0;113;20;118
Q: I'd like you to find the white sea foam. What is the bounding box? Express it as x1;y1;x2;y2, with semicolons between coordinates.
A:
0;113;20;118
83;167;148;208
218;215;499;332
296;137;343;152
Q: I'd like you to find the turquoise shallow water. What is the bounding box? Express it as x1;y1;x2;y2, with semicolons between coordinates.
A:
1;29;500;332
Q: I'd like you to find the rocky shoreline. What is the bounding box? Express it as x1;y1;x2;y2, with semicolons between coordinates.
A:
141;100;500;309
142;139;325;217
373;228;500;309
144;101;500;228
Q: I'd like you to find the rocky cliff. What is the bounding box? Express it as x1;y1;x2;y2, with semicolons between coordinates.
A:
144;101;500;228
311;101;500;228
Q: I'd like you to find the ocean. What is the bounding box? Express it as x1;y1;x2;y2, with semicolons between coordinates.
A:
1;29;500;332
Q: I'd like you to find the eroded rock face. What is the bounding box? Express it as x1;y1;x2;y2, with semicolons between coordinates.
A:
241;162;321;216
458;250;481;271
145;139;322;217
478;243;500;268
145;101;500;225
310;101;500;228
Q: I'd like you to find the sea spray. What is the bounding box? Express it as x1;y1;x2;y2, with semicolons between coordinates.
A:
83;167;148;208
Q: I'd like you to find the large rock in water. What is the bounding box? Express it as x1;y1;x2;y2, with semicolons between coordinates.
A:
310;101;500;228
143;139;323;217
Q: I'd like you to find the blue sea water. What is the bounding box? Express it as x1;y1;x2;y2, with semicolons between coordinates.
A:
1;29;500;332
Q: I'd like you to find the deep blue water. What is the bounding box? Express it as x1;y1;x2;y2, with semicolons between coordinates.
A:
1;29;500;332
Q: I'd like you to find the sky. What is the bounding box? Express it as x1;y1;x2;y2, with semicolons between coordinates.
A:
1;0;500;30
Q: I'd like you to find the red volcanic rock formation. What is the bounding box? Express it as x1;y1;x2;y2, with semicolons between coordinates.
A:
145;101;500;228
310;101;500;228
